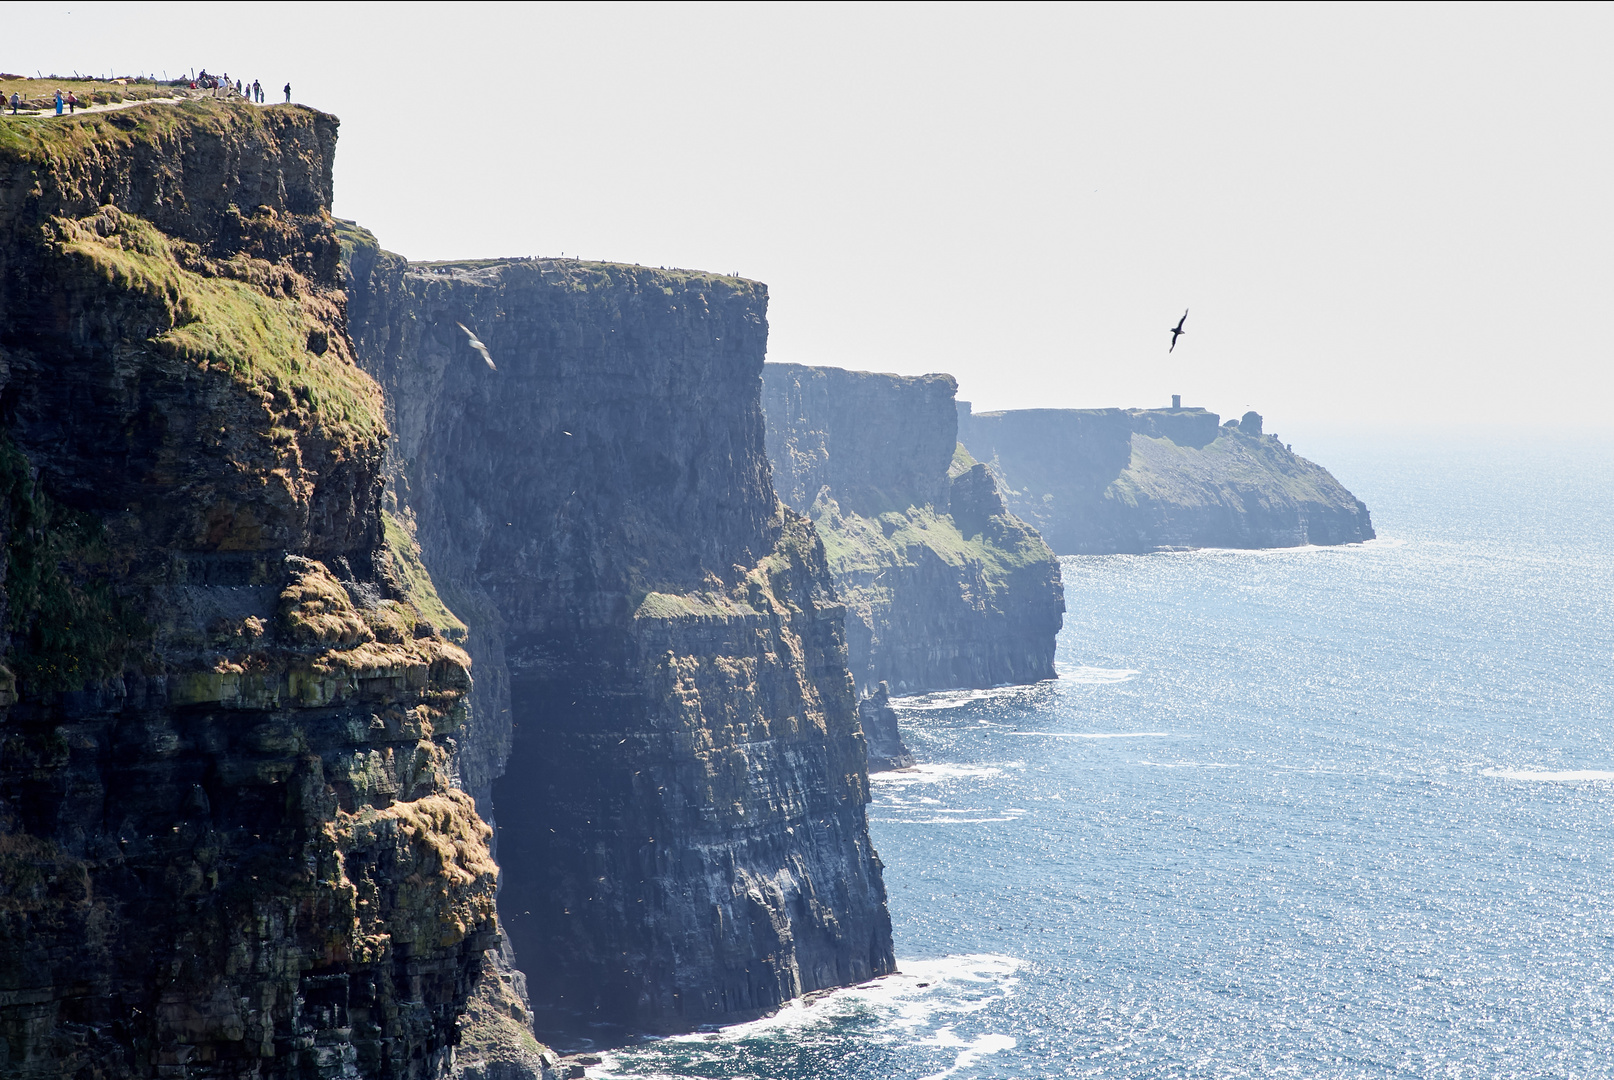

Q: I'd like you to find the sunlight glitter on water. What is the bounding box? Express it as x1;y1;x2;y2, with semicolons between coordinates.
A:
596;436;1614;1078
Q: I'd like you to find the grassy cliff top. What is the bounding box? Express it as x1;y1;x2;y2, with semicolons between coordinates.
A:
810;495;1051;587
1113;429;1359;509
0;75;179;107
413;256;760;291
4;99;379;454
334;222;754;289
335;216;762;296
0;95;331;196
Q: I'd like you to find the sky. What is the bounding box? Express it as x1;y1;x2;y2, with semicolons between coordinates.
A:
7;2;1613;435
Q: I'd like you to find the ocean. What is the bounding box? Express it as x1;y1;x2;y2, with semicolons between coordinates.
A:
598;431;1614;1079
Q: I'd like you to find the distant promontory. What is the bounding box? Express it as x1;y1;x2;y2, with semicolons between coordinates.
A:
958;402;1374;554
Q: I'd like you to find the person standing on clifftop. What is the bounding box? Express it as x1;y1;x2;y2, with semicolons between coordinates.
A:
66;91;77;114
253;80;262;103
8;92;19;115
54;89;63;116
283;82;291;103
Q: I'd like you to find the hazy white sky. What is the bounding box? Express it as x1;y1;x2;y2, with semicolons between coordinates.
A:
9;3;1613;431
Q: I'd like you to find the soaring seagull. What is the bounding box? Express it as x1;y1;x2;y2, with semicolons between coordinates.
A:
457;322;497;370
1168;309;1188;353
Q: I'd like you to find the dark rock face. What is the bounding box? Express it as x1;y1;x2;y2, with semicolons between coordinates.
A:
762;363;1064;698
0;104;497;1078
959;404;1375;554
858;685;914;772
344;243;895;1034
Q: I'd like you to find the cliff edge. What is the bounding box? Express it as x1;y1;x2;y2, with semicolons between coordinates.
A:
959;404;1374;554
763;363;1064;696
0;101;498;1077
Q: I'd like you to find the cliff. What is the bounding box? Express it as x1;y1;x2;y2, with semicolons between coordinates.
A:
342;239;895;1033
762;363;1064;697
959;404;1375;554
0;101;499;1076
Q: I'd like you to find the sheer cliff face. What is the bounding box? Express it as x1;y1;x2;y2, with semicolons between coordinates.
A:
0;104;498;1077
762;364;1064;695
344;245;894;1033
960;405;1376;554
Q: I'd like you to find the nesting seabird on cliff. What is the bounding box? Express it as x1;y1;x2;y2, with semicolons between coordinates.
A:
457;322;497;370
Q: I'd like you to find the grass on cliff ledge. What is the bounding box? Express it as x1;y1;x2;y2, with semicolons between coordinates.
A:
810;494;1049;592
56;208;382;447
382;513;468;642
0;95;319;194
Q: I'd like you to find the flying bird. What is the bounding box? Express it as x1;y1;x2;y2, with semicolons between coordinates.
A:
457;322;496;370
1168;309;1188;353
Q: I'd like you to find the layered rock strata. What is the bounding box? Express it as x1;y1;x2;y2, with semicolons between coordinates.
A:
343;239;895;1033
958;403;1375;554
762;363;1064;699
0;101;498;1077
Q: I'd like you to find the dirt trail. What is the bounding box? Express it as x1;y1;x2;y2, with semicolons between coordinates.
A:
4;89;279;119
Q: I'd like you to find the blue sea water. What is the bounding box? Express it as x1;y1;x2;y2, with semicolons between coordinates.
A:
600;432;1614;1079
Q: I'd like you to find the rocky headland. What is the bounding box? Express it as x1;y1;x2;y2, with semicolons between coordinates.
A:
342;241;894;1035
0;100;499;1077
958;403;1375;554
762;364;1065;700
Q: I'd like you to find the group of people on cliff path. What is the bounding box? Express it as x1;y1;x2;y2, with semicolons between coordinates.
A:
5;77;294;117
192;70;290;105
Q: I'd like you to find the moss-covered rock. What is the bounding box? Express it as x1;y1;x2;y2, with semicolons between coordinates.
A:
0;96;501;1079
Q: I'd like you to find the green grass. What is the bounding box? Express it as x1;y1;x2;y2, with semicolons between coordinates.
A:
0;95;317;173
54;208;383;449
408;256;758;291
949;442;980;479
809;492;1051;591
1110;430;1353;509
382;513;468;642
0;76;177;111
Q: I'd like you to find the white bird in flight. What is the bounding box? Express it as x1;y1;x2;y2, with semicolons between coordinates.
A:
457;322;497;370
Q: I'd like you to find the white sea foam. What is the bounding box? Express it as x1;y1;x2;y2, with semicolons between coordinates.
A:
597;953;1023;1075
870;763;1007;785
916;1030;1018;1080
875;806;1027;825
1057;665;1141;684
877;816;1022;825
891;685;1043;711
1136;760;1239;769
1003;730;1171;739
1483;767;1614;782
